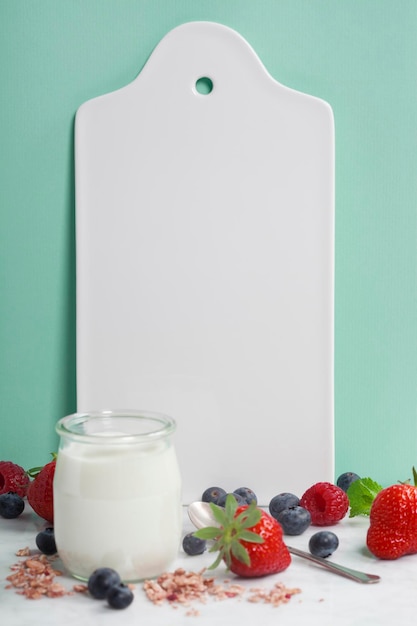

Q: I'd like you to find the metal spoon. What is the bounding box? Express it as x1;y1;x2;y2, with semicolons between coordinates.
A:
187;501;380;584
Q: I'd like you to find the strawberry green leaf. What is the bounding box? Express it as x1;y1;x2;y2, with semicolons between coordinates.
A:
347;477;383;517
413;466;417;487
194;496;265;572
207;550;224;570
26;466;45;478
231;541;250;565
209;539;224;553
193;527;221;540
209;502;229;526
224;493;238;518
27;453;57;478
239;530;264;543
236;506;262;528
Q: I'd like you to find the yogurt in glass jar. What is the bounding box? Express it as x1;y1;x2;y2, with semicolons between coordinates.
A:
53;410;182;582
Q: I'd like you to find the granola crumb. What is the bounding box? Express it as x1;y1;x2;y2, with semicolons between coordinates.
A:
6;550;71;600
143;569;301;614
186;608;201;616
247;582;301;606
8;550;302;611
15;547;31;557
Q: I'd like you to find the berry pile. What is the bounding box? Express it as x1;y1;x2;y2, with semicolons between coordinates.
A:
88;568;134;609
7;451;416;590
199;479;350;532
202;486;257;507
184;476;359;570
194;494;291;577
268;493;311;535
0;457;56;523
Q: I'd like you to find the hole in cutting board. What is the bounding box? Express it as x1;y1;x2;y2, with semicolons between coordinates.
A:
195;77;213;95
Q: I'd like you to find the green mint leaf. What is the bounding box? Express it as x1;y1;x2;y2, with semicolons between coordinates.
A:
347;477;383;517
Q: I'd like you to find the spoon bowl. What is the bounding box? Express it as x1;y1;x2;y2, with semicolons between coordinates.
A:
187;501;380;584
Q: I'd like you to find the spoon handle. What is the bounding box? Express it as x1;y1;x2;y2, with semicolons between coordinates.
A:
287;546;380;584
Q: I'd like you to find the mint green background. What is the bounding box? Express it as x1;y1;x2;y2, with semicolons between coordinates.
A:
1;1;416;487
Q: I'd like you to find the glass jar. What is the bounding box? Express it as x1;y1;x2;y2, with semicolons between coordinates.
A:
53;410;182;582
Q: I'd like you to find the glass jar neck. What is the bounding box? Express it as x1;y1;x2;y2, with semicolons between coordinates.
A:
55;410;176;446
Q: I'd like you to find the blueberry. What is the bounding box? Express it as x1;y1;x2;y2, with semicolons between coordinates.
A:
202;487;227;505
336;472;360;492
233;487;257;505
106;583;134;609
275;506;311;535
182;532;207;555
309;531;339;558
88;567;121;599
217;492;247;507
36;527;57;555
0;491;25;519
269;493;299;519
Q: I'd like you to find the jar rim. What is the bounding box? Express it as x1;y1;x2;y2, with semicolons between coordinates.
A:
55;409;176;444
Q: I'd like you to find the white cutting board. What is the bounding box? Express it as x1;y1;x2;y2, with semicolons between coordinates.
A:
75;21;334;505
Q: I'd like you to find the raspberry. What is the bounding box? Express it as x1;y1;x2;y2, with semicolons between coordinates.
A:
0;461;30;497
300;482;349;526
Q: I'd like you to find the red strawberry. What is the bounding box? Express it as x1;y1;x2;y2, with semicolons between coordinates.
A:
366;483;417;559
0;461;30;497
194;495;291;577
27;458;56;523
300;482;349;526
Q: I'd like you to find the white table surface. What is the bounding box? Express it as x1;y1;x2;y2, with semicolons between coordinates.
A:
1;505;416;625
